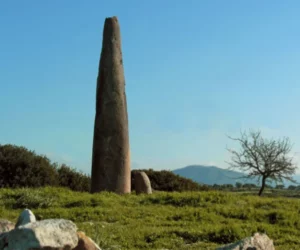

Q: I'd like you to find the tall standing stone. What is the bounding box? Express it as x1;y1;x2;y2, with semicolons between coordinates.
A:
91;16;130;194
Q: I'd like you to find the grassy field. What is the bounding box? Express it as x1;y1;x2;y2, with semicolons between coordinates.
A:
0;187;299;249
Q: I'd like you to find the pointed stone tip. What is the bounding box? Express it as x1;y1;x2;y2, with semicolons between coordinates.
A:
102;16;121;44
103;16;120;32
105;16;119;24
106;16;118;20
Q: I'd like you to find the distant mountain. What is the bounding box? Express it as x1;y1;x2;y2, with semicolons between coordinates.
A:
173;165;300;187
173;165;255;186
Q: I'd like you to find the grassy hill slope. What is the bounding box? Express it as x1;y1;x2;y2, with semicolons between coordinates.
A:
0;187;299;249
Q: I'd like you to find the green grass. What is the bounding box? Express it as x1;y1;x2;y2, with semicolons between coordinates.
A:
0;187;299;249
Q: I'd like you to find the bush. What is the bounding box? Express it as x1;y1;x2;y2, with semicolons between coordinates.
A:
131;169;210;192
0;143;210;193
0;144;59;188
57;164;91;192
0;144;91;192
12;189;57;209
288;185;297;190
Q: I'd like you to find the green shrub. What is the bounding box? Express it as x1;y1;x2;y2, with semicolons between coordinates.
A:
0;143;211;193
0;144;59;188
208;225;244;244
0;144;91;192
132;169;210;192
57;164;90;192
12;188;56;209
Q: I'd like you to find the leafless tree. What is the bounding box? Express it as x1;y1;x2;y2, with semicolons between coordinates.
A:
226;130;298;196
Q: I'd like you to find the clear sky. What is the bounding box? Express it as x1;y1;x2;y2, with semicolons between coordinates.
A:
1;1;300;174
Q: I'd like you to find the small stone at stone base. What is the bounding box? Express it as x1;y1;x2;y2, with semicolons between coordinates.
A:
134;171;152;195
73;231;101;250
216;233;275;250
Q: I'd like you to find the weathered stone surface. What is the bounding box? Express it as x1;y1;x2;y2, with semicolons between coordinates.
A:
0;220;15;233
3;219;78;250
91;16;131;194
15;208;36;228
0;232;8;250
216;233;275;250
134;171;152;194
73;231;101;250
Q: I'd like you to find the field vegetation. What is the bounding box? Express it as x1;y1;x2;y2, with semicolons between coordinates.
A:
0;187;300;249
1;143;300;249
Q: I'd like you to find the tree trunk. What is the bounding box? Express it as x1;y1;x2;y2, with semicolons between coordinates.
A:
258;176;266;196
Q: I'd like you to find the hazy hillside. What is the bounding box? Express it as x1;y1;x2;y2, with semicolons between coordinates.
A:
173;165;255;186
173;165;300;186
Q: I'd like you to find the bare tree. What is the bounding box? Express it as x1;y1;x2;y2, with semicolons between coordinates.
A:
226;130;298;196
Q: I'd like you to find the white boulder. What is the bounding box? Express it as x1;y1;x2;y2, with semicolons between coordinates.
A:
4;219;78;250
216;233;275;250
15;209;36;228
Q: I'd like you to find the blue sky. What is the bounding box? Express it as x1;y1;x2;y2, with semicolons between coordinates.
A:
1;1;300;174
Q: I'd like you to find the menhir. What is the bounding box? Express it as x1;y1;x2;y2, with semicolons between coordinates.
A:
91;16;131;194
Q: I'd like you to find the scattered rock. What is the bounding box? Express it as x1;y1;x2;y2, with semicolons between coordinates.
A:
4;219;78;250
216;233;275;250
73;231;101;250
15;208;36;228
134;171;152;194
0;220;15;233
0;232;8;250
0;209;276;250
0;209;102;250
